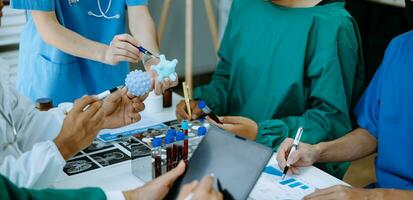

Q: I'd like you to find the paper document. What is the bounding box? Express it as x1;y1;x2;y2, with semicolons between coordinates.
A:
97;114;165;142
249;154;349;200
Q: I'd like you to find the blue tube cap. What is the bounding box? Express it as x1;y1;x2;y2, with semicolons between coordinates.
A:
197;126;207;136
198;100;206;109
152;138;163;147
167;128;177;137
181;120;189;130
165;135;175;144
176;131;185;141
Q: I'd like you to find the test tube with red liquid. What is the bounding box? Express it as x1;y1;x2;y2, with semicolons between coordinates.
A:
151;138;163;178
165;134;175;172
176;131;185;163
181;120;189;161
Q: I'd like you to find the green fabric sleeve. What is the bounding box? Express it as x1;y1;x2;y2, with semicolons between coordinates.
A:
0;175;106;200
256;43;363;178
193;2;236;115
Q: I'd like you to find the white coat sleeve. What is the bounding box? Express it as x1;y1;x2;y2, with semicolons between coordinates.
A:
0;84;66;189
10;86;63;151
0;141;66;189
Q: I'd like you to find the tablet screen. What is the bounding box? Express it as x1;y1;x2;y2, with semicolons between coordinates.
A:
166;125;273;199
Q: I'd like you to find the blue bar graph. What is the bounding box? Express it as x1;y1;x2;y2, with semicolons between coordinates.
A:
288;182;302;188
262;165;312;190
280;178;296;185
263;166;283;177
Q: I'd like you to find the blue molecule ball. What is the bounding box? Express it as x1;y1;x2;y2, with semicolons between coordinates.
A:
125;70;152;96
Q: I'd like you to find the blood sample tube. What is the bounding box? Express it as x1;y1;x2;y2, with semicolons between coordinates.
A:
181;120;189;160
175;131;185;163
165;134;175;172
172;132;181;167
167;127;177;137
198;100;222;124
151;138;163;178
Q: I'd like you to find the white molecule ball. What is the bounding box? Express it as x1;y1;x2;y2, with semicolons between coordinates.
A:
125;70;152;96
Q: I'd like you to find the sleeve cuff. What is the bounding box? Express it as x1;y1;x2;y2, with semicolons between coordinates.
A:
104;191;126;200
126;0;148;6
48;141;66;167
255;120;289;149
11;0;55;11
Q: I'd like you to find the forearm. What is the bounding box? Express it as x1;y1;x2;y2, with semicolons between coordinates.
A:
32;11;107;63
369;189;413;200
128;6;159;54
0;141;65;188
316;128;377;163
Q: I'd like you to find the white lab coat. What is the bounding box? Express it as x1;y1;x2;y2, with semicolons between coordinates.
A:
0;67;66;189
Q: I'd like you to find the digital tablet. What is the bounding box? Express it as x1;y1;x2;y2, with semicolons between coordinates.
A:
166;125;273;199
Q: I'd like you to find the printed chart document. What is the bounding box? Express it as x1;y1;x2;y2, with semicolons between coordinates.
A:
97;114;165;142
249;154;349;200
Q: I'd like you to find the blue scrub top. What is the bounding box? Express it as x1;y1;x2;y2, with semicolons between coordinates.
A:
355;31;413;190
11;0;147;105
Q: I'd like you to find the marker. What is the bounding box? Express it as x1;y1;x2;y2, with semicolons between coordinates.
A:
197;101;222;124
282;127;304;180
82;86;122;111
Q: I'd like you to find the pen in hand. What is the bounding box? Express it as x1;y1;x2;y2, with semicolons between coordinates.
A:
281;127;304;180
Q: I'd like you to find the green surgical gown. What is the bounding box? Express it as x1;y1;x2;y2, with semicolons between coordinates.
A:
0;175;105;200
194;0;364;178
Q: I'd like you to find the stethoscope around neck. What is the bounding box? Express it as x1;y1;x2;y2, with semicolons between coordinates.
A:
68;0;120;20
0;110;18;151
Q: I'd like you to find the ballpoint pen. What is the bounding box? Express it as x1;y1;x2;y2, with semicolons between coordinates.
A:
282;127;304;180
136;46;160;59
183;82;192;118
217;178;235;200
127;42;160;60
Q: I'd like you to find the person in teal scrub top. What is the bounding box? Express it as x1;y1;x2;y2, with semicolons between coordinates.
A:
176;0;364;179
11;0;176;105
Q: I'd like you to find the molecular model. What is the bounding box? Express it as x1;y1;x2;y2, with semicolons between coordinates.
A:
125;70;152;97
151;54;178;82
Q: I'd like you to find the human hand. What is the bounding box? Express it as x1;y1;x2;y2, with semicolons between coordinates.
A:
144;58;179;95
276;138;320;175
304;185;380;200
123;161;186;200
53;96;104;160
177;176;223;200
209;116;258;140
176;100;203;120
103;34;142;65
102;87;147;129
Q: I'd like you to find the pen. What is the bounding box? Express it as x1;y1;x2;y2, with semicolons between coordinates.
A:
217;177;235;200
82;86;122;111
127;42;160;59
183;82;192;118
184;173;216;200
281;127;304;180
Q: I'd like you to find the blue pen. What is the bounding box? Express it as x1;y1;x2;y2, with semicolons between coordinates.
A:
128;43;160;59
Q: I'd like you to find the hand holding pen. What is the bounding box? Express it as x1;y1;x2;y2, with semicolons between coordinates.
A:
178;175;224;200
281;127;304;179
276;128;322;176
103;34;143;65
